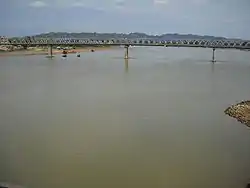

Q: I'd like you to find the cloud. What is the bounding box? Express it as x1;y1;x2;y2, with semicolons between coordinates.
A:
29;1;47;7
191;0;207;5
70;1;105;11
154;0;169;5
115;0;125;7
71;2;86;7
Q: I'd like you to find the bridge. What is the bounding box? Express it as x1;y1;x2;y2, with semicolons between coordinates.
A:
1;38;250;62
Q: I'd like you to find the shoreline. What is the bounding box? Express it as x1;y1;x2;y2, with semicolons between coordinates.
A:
225;100;250;127
0;46;118;57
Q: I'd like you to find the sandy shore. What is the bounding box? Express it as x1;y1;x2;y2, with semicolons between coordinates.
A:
0;46;117;57
225;101;250;127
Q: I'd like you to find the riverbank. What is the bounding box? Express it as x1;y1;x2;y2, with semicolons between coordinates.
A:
0;46;117;57
225;101;250;127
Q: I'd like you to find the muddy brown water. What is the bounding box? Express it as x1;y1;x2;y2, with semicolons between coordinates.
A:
1;47;250;188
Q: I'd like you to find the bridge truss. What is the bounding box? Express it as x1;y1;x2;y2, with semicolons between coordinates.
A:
1;38;250;49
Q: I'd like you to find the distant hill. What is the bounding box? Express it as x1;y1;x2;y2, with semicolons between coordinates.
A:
30;32;228;40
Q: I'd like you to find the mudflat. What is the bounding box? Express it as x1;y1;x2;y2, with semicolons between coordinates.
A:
0;46;116;57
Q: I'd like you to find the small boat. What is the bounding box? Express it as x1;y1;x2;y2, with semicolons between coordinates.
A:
76;53;80;57
62;50;68;57
91;49;95;52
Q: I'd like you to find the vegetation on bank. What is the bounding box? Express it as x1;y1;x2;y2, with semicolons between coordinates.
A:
12;32;230;40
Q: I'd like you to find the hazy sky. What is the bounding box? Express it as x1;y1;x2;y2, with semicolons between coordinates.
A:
1;0;250;38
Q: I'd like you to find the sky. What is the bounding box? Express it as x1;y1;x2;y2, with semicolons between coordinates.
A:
1;0;250;39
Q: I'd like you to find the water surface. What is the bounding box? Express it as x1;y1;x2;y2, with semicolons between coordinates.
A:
1;47;250;188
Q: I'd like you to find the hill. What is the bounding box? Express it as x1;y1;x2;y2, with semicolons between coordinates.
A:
31;32;227;40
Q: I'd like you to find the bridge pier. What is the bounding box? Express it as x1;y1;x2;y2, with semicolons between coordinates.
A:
23;45;28;50
124;45;129;59
47;44;54;58
212;48;216;63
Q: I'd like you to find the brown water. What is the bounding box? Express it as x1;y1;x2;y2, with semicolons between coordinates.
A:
0;47;250;188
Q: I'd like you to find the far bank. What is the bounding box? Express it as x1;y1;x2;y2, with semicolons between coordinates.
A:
0;46;119;57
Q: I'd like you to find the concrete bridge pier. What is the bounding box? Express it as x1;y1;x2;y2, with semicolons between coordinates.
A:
124;45;129;59
47;44;54;58
212;48;216;63
22;45;28;50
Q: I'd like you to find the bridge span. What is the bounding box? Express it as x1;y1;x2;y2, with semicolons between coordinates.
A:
1;38;250;62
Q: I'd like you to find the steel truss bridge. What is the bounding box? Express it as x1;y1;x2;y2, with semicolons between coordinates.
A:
1;38;249;61
1;38;250;49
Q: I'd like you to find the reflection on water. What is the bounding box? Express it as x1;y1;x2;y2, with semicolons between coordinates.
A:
211;62;215;73
0;47;250;188
125;58;129;73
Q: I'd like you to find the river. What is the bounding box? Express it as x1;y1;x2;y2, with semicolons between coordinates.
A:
0;47;250;188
